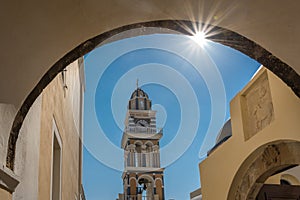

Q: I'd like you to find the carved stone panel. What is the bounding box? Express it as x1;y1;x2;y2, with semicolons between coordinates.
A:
261;145;280;168
241;72;274;140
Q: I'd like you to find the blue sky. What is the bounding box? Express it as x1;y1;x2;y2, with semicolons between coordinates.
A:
83;33;260;200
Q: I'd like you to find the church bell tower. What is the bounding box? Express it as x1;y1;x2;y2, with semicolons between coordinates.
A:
119;85;165;200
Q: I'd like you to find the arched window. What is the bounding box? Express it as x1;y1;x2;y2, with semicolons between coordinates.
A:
280;179;291;185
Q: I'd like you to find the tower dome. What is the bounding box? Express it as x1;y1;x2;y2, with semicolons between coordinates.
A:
128;88;152;110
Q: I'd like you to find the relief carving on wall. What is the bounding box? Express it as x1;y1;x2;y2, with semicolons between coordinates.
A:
242;72;274;140
235;189;241;200
261;144;280;167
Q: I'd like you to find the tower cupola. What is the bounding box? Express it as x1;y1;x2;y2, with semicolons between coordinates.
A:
128;87;152;110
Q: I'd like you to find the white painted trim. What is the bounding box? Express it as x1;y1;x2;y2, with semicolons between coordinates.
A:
125;167;164;173
52;118;63;148
191;195;202;200
50;118;63;200
78;57;86;92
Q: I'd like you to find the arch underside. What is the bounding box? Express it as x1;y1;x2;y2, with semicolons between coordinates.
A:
6;20;300;170
228;140;300;200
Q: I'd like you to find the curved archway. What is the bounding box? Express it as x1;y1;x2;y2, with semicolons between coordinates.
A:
137;174;155;197
145;141;154;147
281;174;300;185
154;178;163;188
129;177;137;187
138;174;155;183
6;20;300;170
227;140;300;200
134;140;143;146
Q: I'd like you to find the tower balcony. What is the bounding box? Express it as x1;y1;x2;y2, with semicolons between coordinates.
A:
124;194;159;200
125;152;161;169
125;126;163;135
121;127;163;149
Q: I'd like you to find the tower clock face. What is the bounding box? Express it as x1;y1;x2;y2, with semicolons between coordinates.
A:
136;119;149;127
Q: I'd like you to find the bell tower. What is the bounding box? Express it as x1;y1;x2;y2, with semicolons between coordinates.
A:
118;86;165;200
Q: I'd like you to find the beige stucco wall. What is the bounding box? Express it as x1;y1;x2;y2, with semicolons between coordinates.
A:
0;59;84;199
38;59;84;199
0;188;12;200
199;67;300;199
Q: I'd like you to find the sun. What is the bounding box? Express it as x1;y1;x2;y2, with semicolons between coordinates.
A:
191;31;207;47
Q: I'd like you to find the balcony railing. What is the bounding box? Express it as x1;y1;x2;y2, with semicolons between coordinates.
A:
125;126;163;134
126;152;160;168
126;195;154;200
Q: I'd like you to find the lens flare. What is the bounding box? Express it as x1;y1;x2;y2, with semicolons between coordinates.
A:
191;31;207;47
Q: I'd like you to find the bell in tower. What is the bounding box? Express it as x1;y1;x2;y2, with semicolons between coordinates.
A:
117;86;165;200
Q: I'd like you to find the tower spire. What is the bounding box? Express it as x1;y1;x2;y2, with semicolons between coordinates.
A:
136;78;139;89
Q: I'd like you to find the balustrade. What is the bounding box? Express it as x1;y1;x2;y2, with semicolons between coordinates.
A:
126;152;160;168
125;126;162;134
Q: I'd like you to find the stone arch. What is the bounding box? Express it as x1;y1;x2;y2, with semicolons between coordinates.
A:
227;140;300;200
137;174;155;195
138;174;155;183
129;176;137;187
134;140;143;153
6;20;300;170
134;140;143;146
154;177;163;188
145;141;154;153
145;141;154;147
